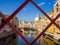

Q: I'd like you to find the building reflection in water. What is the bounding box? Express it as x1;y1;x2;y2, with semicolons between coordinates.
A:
17;33;40;45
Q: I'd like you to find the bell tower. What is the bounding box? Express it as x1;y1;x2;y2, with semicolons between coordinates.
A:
34;13;40;22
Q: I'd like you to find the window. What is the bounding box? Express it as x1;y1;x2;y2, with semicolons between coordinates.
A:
15;25;17;27
56;4;58;12
1;19;4;23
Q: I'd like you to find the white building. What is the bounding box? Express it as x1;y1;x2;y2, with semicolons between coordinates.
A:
34;13;40;22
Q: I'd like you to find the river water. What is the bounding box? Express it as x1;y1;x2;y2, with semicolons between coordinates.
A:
17;34;40;45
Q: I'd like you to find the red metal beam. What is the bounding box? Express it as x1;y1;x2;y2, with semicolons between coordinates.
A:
0;0;29;30
31;13;60;45
0;0;60;45
31;0;60;29
0;0;31;45
0;12;31;45
30;0;60;45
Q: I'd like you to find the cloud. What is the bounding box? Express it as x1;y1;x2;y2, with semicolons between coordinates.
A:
38;2;45;6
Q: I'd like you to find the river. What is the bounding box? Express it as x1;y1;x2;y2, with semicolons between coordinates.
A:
17;34;40;45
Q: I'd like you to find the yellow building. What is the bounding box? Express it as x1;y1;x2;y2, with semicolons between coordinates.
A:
19;21;29;33
0;12;19;32
6;15;19;28
54;0;60;18
35;0;60;34
18;0;60;34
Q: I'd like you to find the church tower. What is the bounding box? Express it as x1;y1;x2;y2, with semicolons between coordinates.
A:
34;13;40;22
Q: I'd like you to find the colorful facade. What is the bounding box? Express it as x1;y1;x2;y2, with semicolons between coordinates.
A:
0;12;19;32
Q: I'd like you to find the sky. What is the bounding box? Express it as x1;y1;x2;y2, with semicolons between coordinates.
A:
0;0;57;22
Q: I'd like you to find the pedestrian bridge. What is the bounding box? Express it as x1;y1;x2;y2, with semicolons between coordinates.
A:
19;27;37;34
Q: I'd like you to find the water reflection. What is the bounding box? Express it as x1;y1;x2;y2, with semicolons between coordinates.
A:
17;33;40;45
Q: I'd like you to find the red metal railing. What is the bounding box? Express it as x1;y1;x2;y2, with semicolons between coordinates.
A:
0;0;60;45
